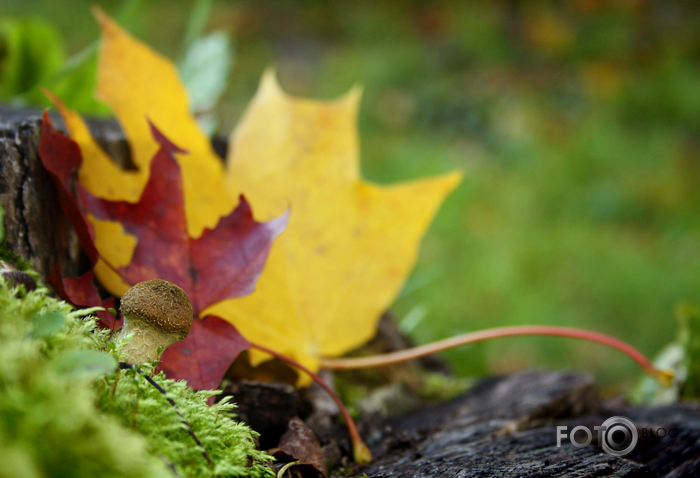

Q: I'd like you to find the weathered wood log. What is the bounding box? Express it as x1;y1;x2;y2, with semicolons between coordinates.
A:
1;107;77;279
356;369;700;478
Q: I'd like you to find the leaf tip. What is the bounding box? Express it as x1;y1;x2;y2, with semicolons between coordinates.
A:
258;67;288;101
344;83;364;106
261;66;278;86
147;120;188;155
266;201;291;238
42;88;59;105
91;5;111;31
40;109;53;129
44;89;69;115
444;168;464;191
353;440;372;465
647;368;675;388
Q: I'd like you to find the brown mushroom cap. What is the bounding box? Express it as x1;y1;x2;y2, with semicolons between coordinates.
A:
120;279;193;340
0;261;37;292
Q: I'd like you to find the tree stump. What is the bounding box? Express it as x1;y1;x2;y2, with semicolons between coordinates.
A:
1;107;76;278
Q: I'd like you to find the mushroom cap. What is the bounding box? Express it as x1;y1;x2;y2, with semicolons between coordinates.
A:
0;261;37;292
120;279;193;340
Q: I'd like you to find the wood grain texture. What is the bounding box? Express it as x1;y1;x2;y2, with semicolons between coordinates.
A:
358;370;698;478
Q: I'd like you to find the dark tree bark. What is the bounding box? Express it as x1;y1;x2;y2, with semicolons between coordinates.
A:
0;107;81;279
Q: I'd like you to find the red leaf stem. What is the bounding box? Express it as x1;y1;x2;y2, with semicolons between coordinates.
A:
319;325;674;386
249;342;372;464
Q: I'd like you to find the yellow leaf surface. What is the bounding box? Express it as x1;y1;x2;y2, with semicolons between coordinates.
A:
204;72;462;382
88;215;136;296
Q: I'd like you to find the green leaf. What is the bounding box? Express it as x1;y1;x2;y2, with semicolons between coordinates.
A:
29;311;65;339
36;55;110;115
9;0;144;114
52;349;118;379
0;18;65;99
179;30;233;132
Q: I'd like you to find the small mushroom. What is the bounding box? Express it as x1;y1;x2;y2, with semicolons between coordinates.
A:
116;279;193;364
0;260;37;293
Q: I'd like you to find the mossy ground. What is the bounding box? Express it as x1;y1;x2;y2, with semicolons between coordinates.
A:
0;273;273;478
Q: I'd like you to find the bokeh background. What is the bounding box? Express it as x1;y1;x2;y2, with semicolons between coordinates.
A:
3;0;700;392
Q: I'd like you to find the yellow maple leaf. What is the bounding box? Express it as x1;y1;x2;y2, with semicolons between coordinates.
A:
57;11;461;385
204;71;462;382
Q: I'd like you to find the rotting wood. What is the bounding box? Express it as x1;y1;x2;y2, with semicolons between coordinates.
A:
355;369;699;478
0;107;82;279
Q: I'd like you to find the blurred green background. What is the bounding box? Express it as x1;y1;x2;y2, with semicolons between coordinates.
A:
3;0;700;392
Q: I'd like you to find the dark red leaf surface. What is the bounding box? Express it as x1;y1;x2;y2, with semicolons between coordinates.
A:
159;315;251;391
47;263;99;307
40;114;116;328
38;113;287;391
47;263;120;328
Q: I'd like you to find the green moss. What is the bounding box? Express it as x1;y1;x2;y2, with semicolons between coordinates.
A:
415;371;473;402
96;366;273;477
0;274;273;478
0;277;168;478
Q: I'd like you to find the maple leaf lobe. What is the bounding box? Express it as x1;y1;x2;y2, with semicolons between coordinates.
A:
159;315;251;391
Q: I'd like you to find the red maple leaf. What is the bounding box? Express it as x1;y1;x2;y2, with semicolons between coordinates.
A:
38;111;288;390
47;264;118;328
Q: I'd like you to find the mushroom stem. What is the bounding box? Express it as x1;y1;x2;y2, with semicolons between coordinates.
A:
116;320;180;364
